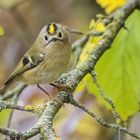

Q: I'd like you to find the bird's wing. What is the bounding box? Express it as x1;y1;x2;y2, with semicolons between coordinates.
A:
4;53;45;85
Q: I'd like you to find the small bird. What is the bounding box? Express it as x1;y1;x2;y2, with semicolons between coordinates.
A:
0;22;81;97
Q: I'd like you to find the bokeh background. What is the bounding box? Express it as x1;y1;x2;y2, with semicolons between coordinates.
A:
0;0;139;140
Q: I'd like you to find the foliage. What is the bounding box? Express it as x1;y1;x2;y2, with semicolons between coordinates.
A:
96;0;126;14
76;10;140;121
0;110;11;126
0;26;4;36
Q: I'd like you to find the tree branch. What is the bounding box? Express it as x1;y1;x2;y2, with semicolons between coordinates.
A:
69;95;140;139
0;0;140;139
1;84;27;101
0;100;36;113
0;127;22;139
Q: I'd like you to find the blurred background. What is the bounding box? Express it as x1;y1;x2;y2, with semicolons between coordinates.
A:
0;0;139;140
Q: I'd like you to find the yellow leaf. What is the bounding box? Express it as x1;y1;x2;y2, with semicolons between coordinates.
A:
0;26;4;36
96;0;127;14
77;20;105;65
75;20;105;94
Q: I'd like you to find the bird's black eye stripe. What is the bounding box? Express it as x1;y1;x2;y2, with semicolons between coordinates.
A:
45;35;48;41
58;32;62;38
22;56;29;65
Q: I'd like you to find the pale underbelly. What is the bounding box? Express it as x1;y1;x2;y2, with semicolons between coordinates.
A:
21;56;70;85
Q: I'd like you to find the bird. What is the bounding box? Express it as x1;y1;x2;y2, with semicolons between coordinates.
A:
0;22;80;97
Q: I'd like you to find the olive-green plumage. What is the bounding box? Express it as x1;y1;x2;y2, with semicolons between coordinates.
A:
0;23;72;95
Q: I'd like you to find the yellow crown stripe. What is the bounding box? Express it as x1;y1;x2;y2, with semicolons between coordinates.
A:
49;23;55;34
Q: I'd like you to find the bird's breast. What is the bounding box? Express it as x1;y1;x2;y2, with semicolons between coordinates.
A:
22;43;71;84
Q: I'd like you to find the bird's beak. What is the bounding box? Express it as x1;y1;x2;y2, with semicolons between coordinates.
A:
47;38;63;46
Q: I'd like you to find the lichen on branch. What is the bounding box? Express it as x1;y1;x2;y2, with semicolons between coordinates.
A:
0;0;140;139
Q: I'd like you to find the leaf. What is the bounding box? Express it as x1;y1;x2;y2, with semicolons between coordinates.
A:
77;19;106;66
0;110;11;126
76;10;140;120
96;0;126;14
0;26;4;36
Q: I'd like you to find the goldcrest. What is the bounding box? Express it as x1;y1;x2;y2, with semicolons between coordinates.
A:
0;23;78;95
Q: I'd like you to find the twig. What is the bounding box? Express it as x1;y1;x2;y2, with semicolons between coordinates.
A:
4;88;24;140
0;127;22;139
72;31;103;61
90;71;115;108
1;84;27;101
0;0;139;139
0;100;40;114
21;91;68;139
90;70;120;121
69;95;140;139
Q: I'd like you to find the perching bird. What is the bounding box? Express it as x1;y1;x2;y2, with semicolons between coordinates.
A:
0;22;81;96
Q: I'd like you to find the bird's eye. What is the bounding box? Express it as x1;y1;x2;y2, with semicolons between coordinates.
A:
44;35;48;41
58;32;62;38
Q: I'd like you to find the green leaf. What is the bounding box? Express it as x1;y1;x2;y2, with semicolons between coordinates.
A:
0;110;11;126
76;10;140;120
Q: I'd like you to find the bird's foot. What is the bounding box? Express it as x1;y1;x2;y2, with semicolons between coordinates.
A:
50;83;69;91
37;84;53;100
